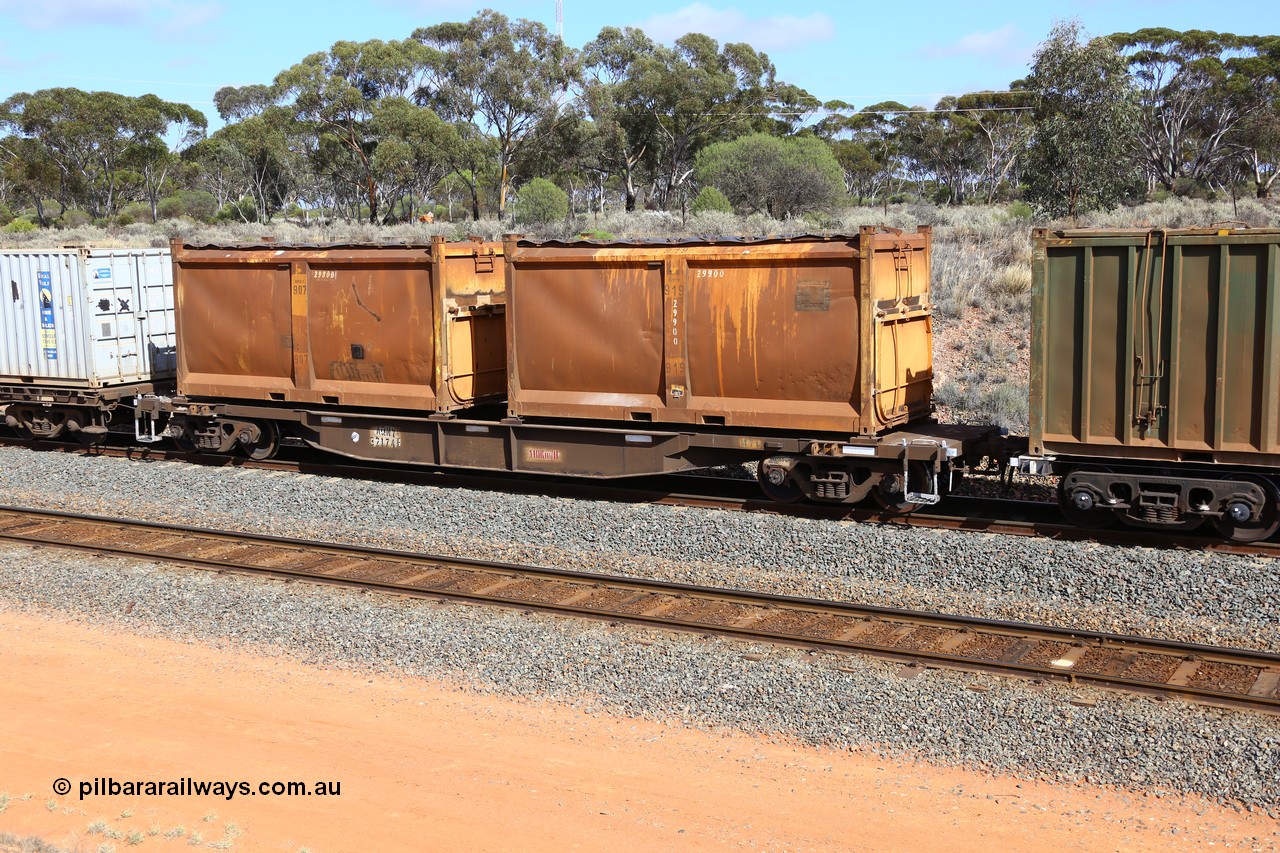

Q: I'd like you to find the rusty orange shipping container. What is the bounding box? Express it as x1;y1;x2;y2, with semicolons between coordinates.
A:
173;237;505;412
503;227;933;434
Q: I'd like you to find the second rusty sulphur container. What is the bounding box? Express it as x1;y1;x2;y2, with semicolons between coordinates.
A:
504;227;933;434
173;237;505;412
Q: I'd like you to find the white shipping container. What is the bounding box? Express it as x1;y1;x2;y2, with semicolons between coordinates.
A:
0;248;175;388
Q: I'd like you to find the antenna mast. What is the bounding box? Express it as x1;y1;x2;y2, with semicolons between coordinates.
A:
556;0;563;40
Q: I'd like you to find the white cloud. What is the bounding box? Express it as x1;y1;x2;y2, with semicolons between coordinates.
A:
0;0;224;33
0;0;155;28
633;3;835;52
923;24;1031;61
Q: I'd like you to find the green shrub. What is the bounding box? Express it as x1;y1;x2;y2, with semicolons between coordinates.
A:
156;197;184;219
157;191;217;222
695;134;844;217
514;178;568;226
2;218;38;234
214;196;259;224
57;209;92;228
1006;201;1033;220
0;203;13;225
577;228;615;240
183;191;218;222
691;186;732;215
120;201;152;224
1171;177;1215;200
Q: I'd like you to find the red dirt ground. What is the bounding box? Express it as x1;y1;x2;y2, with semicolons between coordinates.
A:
0;609;1275;852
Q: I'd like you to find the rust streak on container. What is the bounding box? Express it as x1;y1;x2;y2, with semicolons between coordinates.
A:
172;237;506;413
503;230;933;435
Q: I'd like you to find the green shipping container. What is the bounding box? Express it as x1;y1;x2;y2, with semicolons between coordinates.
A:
1031;227;1280;467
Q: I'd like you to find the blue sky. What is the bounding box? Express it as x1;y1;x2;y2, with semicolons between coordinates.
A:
0;0;1275;132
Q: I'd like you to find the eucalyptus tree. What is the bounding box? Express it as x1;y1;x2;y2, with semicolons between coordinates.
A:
212;84;277;122
368;96;453;221
131;94;207;221
508;108;610;215
1225;35;1280;198
1023;22;1142;218
894;97;984;204
814;101;910;202
580;26;661;212
273;38;442;223
622;33;795;211
414;11;579;219
954;89;1034;202
191;109;300;222
0;88;205;220
0;135;64;224
1110;28;1263;191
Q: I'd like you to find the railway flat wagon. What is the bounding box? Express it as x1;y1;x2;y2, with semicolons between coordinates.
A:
0;247;174;440
503;227;934;435
1024;226;1280;541
167;237;506;454
137;230;996;509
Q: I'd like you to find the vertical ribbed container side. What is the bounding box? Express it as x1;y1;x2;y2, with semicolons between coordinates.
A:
1030;227;1280;465
0;248;174;387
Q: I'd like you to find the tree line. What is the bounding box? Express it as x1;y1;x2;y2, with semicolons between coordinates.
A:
1;14;1277;230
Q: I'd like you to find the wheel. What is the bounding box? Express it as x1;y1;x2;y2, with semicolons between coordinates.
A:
1056;467;1117;529
872;461;932;514
1213;474;1280;543
242;420;280;461
757;461;805;503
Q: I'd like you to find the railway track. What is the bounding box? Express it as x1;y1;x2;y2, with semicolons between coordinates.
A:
5;434;1280;559
2;504;1278;715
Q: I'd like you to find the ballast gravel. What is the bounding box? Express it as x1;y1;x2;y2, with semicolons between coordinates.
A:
1;445;1279;811
1;447;1275;650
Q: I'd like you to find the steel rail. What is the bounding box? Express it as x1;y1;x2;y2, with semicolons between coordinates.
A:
1;504;1277;715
